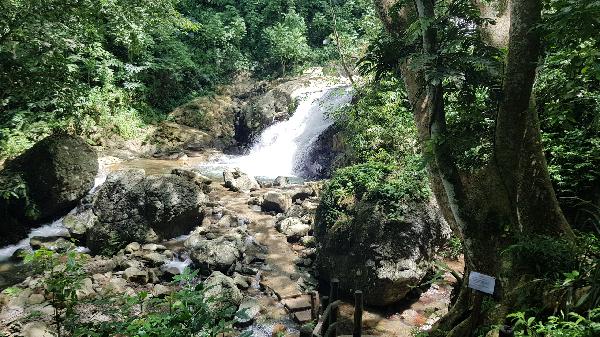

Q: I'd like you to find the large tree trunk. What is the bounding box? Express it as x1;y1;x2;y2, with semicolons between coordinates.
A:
372;0;573;335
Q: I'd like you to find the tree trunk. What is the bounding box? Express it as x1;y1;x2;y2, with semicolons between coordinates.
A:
372;0;573;335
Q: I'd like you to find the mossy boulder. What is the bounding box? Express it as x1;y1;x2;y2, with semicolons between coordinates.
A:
315;162;449;306
86;169;208;255
0;134;98;245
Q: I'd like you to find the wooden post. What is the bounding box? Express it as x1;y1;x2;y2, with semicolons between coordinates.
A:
329;279;339;336
330;305;338;337
322;296;330;333
310;291;318;320
353;290;363;337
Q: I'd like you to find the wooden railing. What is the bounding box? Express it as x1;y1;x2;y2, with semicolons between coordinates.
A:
304;278;365;337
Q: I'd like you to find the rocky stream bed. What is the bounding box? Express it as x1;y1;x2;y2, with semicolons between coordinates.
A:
0;74;461;336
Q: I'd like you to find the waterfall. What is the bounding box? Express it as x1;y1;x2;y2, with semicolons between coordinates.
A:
203;83;353;178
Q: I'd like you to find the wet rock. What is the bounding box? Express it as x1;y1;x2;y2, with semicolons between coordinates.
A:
30;237;75;252
278;217;311;241
223;168;260;192
62;209;95;241
171;168;212;193
87;169;208;255
204;271;243;311
0;134;98;246
261;191;292;213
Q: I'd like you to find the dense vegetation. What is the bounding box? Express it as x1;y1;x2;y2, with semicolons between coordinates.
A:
0;0;377;159
1;0;599;336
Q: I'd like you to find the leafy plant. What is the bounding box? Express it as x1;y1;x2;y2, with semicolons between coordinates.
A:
23;248;88;337
508;308;600;337
75;267;249;337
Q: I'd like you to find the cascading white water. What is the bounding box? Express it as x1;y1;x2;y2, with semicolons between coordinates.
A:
0;174;107;262
202;83;353;178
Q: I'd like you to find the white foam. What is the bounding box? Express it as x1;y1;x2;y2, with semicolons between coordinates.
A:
201;83;353;178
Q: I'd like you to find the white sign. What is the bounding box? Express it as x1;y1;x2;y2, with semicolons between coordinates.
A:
468;271;496;295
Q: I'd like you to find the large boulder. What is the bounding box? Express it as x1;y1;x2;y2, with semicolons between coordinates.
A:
0;134;98;246
223;168;260;192
315;163;450;306
261;191;292;213
86;169;208;255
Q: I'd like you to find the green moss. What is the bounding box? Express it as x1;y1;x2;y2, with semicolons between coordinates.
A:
317;160;430;234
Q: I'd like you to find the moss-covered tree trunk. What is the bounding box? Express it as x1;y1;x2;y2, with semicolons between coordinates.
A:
372;0;574;335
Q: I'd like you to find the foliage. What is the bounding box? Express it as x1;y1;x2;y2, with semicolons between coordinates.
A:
263;11;312;74
329;77;417;166
440;235;463;261
24;248;88;337
504;232;600;314
508;308;600;337
77;268;248;337
318;161;430;228
0;0;378;160
19;248;245;337
536;0;600;226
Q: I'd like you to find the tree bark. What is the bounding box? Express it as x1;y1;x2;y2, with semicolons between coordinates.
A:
372;0;573;335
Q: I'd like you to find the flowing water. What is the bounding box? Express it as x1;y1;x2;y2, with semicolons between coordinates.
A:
0;82;352;261
0;175;107;262
199;83;353;179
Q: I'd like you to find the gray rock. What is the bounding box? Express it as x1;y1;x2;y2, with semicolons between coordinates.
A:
62;209;96;239
286;186;314;202
223;168;260;192
21;321;54;337
204;271;243;311
261;191;292;213
236;298;261;324
142;252;168;266
125;242;141;253
101;277;128;295
300;236;316;247
124;267;149;284
27;293;45;305
0;134;98;246
87;170;208;255
315;196;450;306
279;217;311;240
273;176;290;187
76;278;95;300
233;273;250;290
185;234;242;272
152;284;171;297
